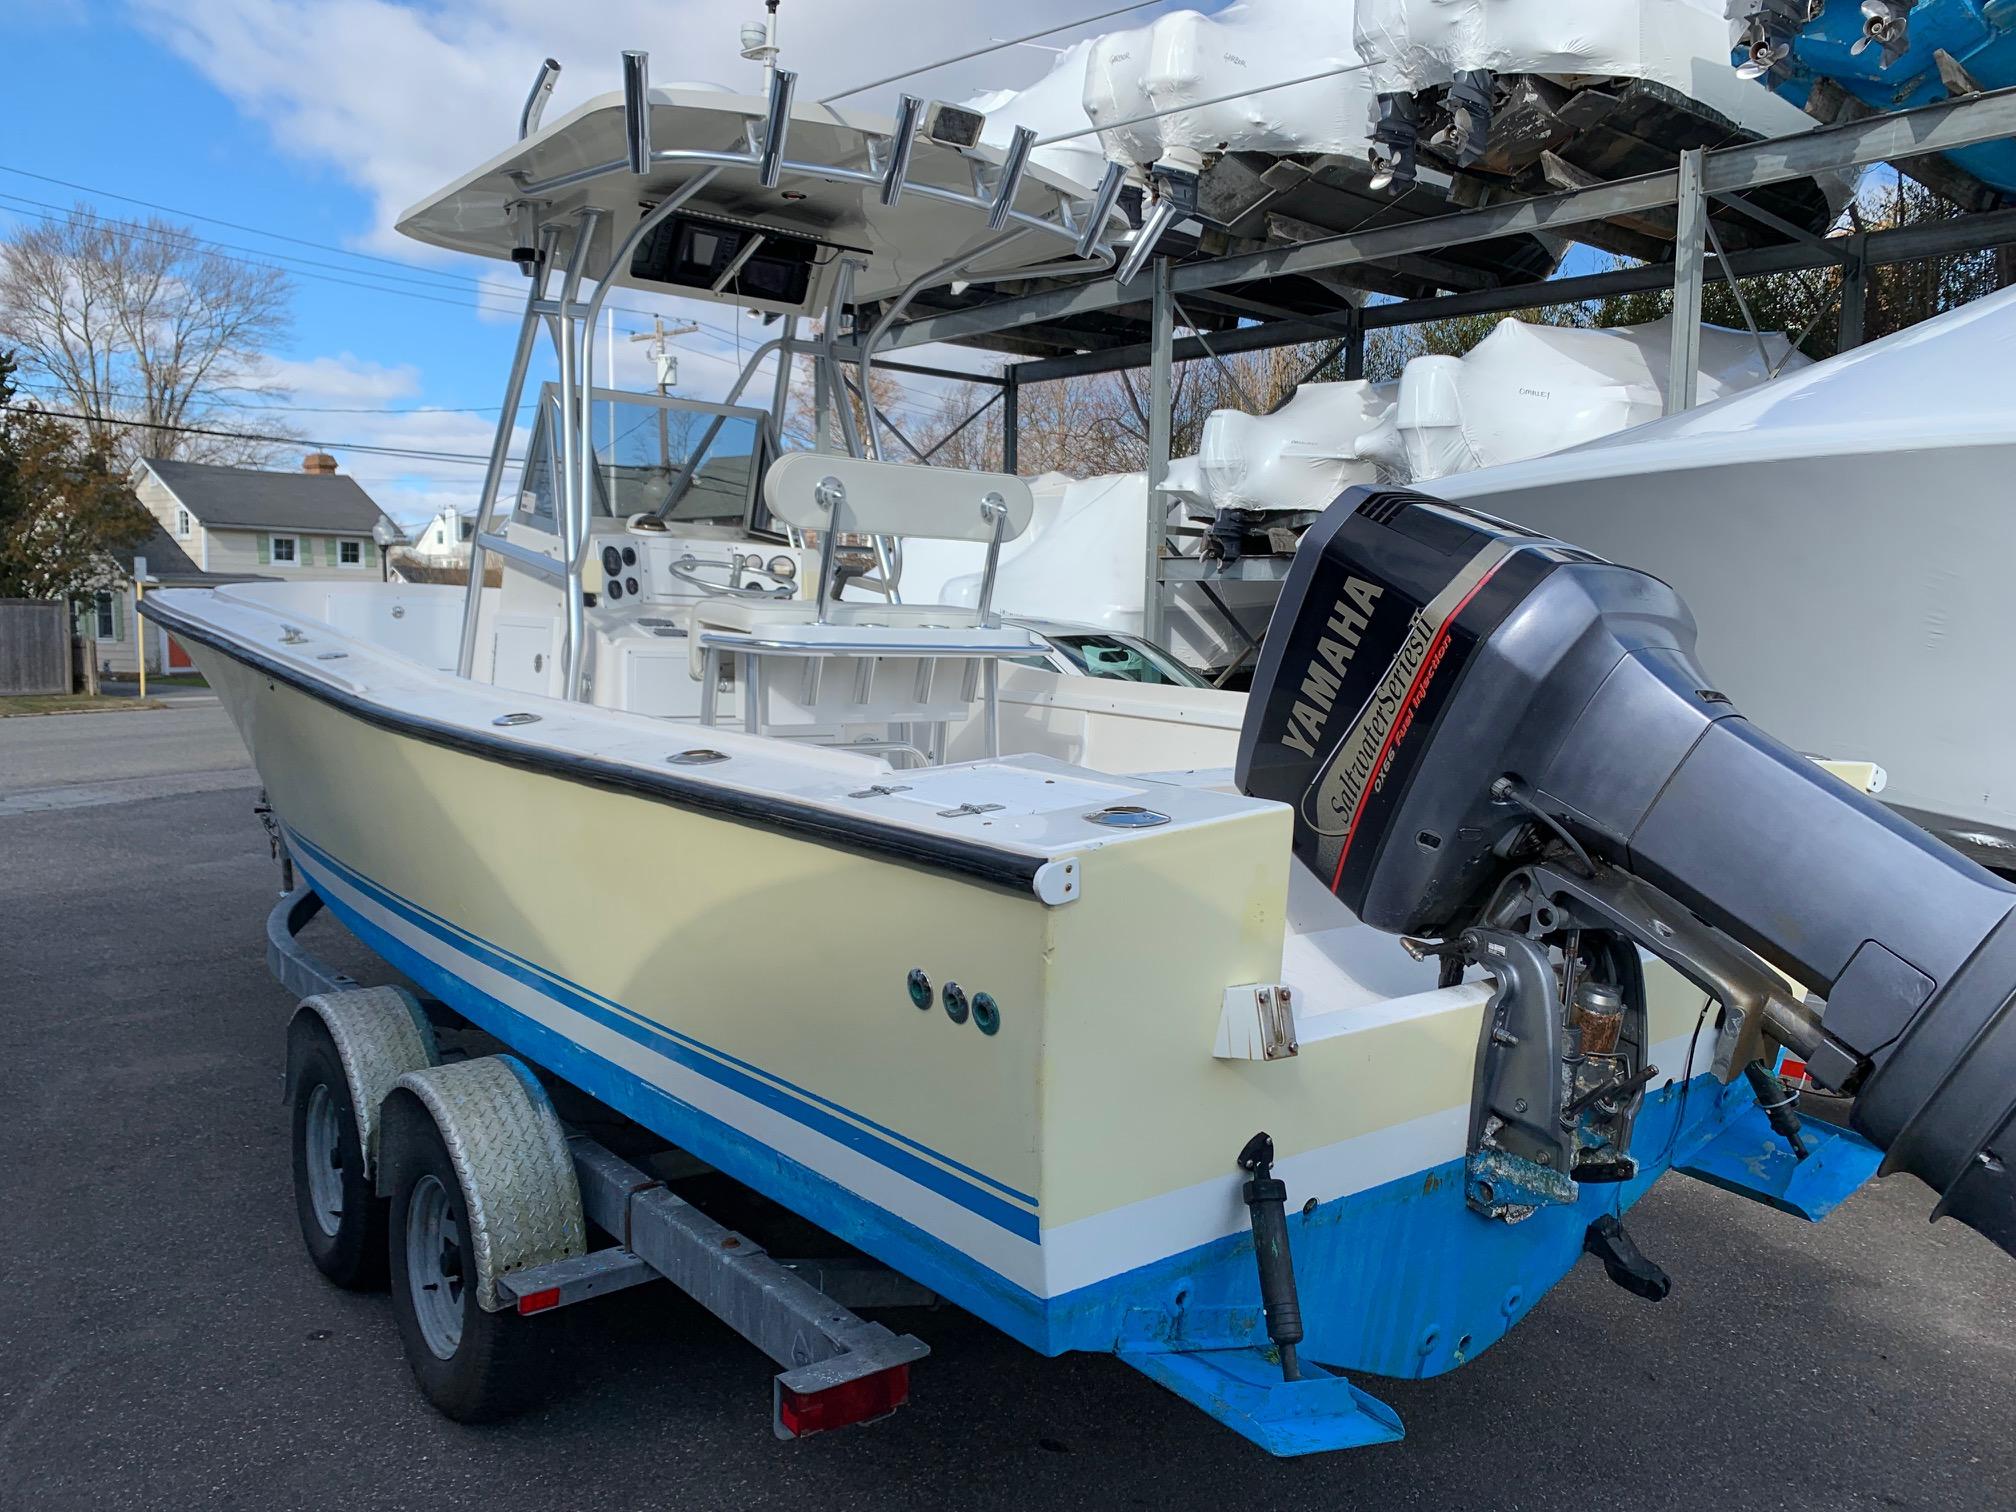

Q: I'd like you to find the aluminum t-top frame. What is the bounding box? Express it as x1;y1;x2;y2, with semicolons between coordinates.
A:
408;51;1130;695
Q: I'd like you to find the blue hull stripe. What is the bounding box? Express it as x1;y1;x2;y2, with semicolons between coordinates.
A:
287;831;1041;1241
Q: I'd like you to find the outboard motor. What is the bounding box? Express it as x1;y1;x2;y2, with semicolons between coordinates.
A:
1237;486;2016;1253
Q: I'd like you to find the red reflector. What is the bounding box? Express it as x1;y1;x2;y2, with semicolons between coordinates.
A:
516;1286;562;1315
777;1364;910;1437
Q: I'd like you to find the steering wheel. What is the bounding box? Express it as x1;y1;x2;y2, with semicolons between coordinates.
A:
664;553;794;599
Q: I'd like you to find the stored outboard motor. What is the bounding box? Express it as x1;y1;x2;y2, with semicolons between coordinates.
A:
1237;487;2016;1253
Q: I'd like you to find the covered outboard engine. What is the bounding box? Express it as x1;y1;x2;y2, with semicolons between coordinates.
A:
1237;486;2016;1253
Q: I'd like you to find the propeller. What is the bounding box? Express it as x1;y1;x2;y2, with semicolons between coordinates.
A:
1736;39;1791;80
1852;0;1915;67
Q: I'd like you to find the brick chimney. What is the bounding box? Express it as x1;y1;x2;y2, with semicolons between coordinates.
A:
302;451;339;475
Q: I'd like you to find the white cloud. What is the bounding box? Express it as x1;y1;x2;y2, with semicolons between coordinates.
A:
256;352;423;404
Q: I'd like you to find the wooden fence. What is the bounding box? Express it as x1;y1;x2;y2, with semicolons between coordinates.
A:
0;599;71;695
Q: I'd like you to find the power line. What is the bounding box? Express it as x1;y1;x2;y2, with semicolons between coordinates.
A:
9;377;517;417
0;162;501;286
8;404;512;466
0;175;763;349
0;192;768;380
1035;58;1381;147
820;1;1171;102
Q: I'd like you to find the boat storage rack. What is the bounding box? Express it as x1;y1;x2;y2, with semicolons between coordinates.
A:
266;872;930;1437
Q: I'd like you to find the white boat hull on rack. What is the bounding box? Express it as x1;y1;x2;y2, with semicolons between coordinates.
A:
1435;284;2016;867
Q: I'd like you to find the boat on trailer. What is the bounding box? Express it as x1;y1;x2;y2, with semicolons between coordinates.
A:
143;48;2016;1455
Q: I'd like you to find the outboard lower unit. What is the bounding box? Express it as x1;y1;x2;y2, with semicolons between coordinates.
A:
1237;487;2016;1253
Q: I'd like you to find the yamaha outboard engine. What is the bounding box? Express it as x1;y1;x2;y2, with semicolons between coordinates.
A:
1237;487;2016;1253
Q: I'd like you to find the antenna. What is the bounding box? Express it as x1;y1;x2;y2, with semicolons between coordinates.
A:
739;0;782;79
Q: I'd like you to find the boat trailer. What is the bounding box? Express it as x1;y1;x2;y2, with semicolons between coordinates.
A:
266;867;929;1437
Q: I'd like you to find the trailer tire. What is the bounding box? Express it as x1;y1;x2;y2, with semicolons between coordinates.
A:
284;988;437;1290
288;1022;389;1289
386;1111;548;1422
377;1056;584;1423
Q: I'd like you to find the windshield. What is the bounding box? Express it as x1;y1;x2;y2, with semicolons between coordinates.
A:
511;388;768;533
590;395;760;525
1043;632;1206;686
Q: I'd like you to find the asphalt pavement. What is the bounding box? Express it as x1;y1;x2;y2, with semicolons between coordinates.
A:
2;703;2013;1511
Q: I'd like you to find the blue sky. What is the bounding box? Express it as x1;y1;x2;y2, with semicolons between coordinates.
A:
7;3;528;520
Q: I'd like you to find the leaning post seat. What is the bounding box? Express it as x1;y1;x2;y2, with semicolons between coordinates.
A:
690;454;1042;759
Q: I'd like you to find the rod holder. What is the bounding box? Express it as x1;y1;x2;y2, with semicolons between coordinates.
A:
621;51;652;174
880;94;922;207
1116;194;1180;285
758;69;799;189
1075;161;1128;260
520;57;561;140
986;126;1038;231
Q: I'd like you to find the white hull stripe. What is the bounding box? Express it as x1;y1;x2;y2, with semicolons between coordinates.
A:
287;832;1041;1242
1042;1020;1720;1298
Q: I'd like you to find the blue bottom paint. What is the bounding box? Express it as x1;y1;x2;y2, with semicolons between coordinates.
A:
1677;1100;1880;1222
1120;1348;1406;1457
294;847;1879;1451
1765;0;2016;194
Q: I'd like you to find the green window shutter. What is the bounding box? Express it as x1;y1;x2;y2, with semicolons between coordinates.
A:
113;591;125;642
327;537;341;566
257;534;270;565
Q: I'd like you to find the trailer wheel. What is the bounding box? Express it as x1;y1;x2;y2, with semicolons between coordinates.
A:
377;1056;586;1422
289;1024;387;1288
386;1112;547;1421
284;988;438;1290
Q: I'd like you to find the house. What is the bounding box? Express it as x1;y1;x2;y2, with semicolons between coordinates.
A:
89;522;257;676
90;451;398;675
404;503;478;567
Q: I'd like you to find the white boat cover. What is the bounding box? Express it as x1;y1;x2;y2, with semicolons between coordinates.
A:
1395;317;1806;482
1176;318;1800;513
976;0;1827;189
973;4;1374;186
1353;0;1812;136
1196;379;1396;512
1432;285;2016;857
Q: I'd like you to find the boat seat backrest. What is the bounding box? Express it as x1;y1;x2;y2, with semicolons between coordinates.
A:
763;452;1035;544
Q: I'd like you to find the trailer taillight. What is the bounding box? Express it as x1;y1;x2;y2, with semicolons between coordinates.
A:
515;1286;562;1315
775;1363;911;1437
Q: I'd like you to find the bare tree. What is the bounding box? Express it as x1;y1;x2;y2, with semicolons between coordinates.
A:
0;205;296;468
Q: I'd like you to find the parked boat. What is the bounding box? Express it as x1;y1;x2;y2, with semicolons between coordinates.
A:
141;52;2016;1453
1732;0;2016;196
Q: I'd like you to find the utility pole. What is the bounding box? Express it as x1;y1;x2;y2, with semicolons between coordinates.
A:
629;315;700;470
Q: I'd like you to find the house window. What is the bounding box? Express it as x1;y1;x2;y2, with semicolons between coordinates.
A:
434;527;448;546
339;539;362;566
94;591;115;640
271;535;297;564
176;508;191;537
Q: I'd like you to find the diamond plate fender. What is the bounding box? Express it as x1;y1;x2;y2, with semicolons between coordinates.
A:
377;1055;587;1312
286;986;439;1179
